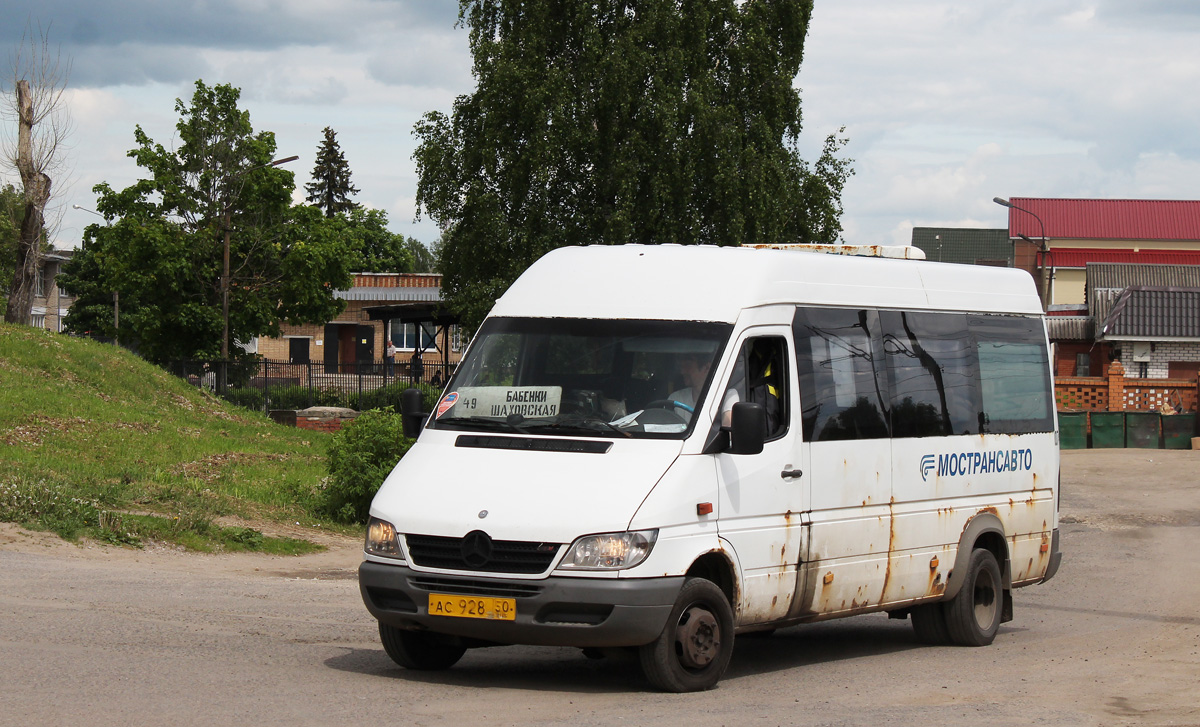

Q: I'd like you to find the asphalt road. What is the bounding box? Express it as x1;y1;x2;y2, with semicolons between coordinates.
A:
2;449;1199;727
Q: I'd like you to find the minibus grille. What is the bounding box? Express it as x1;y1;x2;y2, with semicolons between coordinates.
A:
405;533;560;574
408;576;543;599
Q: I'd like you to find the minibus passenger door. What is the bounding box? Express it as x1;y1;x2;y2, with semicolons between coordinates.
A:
793;307;893;615
712;333;808;626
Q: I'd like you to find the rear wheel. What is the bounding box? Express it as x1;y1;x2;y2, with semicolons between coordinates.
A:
911;603;952;645
379;623;466;670
943;548;1004;646
638;578;734;692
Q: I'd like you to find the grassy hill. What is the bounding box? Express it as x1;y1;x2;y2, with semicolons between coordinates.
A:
0;322;346;553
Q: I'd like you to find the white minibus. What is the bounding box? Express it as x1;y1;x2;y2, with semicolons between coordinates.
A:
359;243;1062;692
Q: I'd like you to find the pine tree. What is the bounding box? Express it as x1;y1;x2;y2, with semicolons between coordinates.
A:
305;126;360;218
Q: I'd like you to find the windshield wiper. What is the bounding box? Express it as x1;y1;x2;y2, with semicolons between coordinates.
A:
546;415;633;438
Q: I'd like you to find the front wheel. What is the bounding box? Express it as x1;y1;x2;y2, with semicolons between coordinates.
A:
943;548;1004;646
379;623;466;670
638;578;734;692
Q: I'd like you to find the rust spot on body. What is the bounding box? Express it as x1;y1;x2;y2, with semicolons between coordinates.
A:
880;498;897;602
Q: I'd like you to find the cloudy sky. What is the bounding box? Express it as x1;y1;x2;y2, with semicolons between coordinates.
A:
3;0;1198;251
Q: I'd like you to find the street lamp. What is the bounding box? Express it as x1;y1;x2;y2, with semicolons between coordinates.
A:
219;155;299;365
994;196;1052;308
73;203;108;223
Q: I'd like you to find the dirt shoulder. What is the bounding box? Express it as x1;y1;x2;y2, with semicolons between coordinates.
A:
0;520;364;579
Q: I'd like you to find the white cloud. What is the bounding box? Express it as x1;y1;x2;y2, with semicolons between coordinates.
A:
21;0;1199;251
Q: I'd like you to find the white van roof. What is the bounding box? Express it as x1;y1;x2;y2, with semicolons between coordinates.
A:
489;244;1043;323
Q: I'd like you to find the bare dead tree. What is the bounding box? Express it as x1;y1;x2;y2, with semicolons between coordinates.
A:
2;22;72;324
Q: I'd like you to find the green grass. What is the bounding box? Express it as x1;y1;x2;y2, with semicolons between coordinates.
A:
0;323;350;553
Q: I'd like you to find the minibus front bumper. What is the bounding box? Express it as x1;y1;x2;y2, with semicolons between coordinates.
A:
359;560;683;648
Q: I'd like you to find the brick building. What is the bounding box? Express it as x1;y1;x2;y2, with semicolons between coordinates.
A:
999;198;1200;307
260;272;463;377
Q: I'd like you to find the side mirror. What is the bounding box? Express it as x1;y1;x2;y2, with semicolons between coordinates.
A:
400;387;427;439
728;401;766;455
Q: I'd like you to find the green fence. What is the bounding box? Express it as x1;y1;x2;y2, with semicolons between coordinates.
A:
1059;411;1197;450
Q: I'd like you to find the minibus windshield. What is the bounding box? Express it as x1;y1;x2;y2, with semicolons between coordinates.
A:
430;317;732;438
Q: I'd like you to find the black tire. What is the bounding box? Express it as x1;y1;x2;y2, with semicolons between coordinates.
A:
943;548;1004;646
378;623;466;670
638;578;735;692
911;603;952;645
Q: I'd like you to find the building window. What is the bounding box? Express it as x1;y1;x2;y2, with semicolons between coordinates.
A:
34;268;46;298
389;320;438;352
30;314;45;329
1075;353;1091;377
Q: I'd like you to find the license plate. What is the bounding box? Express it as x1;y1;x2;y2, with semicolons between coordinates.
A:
428;593;516;620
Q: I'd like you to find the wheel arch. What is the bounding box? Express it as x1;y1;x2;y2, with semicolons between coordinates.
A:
943;512;1012;601
686;549;738;608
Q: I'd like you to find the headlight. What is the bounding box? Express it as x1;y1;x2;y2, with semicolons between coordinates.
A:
559;530;657;570
365;517;404;559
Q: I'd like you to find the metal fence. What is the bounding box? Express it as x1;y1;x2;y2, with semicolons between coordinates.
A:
168;359;454;414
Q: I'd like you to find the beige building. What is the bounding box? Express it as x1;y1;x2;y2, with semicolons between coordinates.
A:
261;272;463;381
28;250;76;332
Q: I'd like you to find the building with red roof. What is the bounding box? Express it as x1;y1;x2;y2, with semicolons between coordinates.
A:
1000;198;1200;306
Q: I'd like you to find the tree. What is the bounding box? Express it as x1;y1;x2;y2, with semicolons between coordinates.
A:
305;126;360;218
405;237;437;273
59;81;351;362
2;23;71;325
0;183;23;315
415;0;852;328
337;207;413;273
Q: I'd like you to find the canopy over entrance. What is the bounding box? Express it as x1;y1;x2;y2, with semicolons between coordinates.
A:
364;303;461;371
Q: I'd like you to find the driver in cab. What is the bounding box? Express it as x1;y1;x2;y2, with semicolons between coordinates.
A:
668;353;738;425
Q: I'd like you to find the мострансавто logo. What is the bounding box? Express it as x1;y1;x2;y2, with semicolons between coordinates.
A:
920;449;1034;481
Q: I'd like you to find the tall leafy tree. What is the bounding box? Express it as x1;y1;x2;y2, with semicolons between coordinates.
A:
0;183;23;315
59;81;351;362
338;207;413;273
305;126;360;218
416;0;853;327
405;237;437;273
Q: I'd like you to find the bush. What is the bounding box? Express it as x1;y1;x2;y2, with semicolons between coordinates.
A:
222;386;265;411
264;384;345;410
321;408;413;524
350;382;443;414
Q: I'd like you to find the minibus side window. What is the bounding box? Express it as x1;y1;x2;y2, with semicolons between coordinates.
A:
793;308;889;441
970;316;1054;434
881;311;981;437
